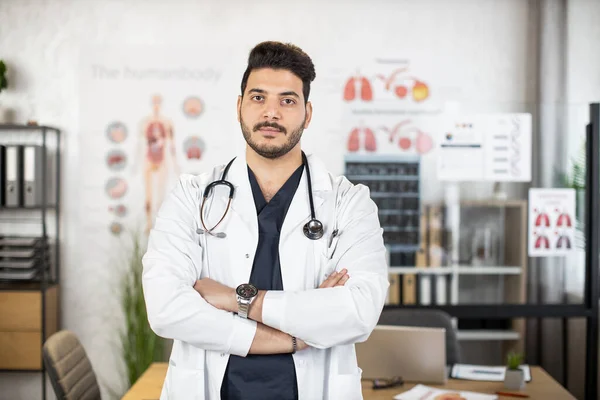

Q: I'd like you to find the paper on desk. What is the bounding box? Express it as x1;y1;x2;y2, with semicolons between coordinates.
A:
450;364;532;382
393;384;497;400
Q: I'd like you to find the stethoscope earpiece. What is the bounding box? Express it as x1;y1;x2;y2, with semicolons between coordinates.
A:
303;219;324;240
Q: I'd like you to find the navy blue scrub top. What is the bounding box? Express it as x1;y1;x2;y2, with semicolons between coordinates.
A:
220;164;304;400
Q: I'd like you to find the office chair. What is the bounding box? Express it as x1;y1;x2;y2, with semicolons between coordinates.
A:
377;308;461;365
42;330;102;400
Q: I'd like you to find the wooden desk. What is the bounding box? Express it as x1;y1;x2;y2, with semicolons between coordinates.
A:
122;363;576;399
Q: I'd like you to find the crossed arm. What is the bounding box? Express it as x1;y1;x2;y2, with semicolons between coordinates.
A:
193;269;350;355
143;176;388;359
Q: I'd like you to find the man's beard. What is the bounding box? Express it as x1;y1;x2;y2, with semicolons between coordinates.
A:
240;115;305;159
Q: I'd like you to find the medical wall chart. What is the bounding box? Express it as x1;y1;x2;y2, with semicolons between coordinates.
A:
343;114;438;156
436;114;532;182
342;68;430;104
528;188;576;257
339;58;440;158
79;46;241;243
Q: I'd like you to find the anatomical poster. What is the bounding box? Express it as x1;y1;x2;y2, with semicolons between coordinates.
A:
337;56;442;157
79;46;242;242
338;57;440;111
528;188;576;257
437;113;532;182
342;111;438;156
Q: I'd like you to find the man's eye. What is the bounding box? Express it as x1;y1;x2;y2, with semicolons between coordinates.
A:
282;99;296;105
252;95;264;101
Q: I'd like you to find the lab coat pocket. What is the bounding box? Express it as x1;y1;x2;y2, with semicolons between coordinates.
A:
164;365;205;400
325;232;340;259
316;234;341;286
329;368;364;400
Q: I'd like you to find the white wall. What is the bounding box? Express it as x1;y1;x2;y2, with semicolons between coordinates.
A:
0;0;536;398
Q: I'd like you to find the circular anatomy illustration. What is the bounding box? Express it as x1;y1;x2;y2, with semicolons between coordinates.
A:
183;96;204;118
108;204;128;217
183;136;206;160
105;178;128;199
110;222;123;236
106;121;128;143
106;150;127;171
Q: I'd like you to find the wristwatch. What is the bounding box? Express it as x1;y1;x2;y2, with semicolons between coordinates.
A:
235;283;258;319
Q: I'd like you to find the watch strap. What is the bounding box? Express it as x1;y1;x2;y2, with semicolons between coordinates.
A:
238;298;250;319
291;336;297;354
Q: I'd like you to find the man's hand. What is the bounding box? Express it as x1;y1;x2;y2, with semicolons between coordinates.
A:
319;268;349;288
296;338;309;352
193;278;237;312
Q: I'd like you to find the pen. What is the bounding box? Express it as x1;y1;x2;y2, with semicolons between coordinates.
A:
328;229;339;247
495;391;529;398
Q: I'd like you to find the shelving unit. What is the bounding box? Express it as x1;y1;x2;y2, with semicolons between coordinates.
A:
344;154;422;304
0;124;61;400
344;153;528;363
455;200;528;356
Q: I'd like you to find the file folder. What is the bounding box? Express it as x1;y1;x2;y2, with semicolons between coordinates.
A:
0;145;6;205
23;145;45;207
5;145;23;207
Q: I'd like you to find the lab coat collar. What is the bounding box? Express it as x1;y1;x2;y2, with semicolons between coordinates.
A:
223;147;331;240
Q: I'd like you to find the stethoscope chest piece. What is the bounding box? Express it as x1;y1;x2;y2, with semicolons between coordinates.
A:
303;218;324;240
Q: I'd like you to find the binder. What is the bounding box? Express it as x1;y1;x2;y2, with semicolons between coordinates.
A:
429;206;446;305
5;145;23;207
0;145;6;205
23;145;45;206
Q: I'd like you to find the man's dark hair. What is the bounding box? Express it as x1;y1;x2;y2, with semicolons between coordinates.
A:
240;41;316;103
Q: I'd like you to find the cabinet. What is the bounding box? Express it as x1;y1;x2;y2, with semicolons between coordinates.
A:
0;124;61;400
0;284;58;369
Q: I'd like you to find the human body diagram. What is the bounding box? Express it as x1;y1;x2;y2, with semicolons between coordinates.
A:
138;95;180;234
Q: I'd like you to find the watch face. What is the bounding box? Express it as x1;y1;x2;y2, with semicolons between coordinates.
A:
236;284;258;299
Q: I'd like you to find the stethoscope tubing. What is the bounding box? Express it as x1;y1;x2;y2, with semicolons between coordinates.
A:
198;152;323;240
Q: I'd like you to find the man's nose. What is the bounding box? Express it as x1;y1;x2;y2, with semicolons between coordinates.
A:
262;100;282;120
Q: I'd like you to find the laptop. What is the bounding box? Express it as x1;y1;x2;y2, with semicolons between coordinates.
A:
356;325;447;384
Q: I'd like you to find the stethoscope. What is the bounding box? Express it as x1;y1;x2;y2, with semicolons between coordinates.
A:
196;151;324;240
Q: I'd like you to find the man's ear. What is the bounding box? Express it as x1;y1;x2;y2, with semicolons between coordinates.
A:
237;95;242;122
304;101;313;129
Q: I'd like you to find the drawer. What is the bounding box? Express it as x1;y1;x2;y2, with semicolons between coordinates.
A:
0;292;41;330
0;331;42;370
0;286;58;332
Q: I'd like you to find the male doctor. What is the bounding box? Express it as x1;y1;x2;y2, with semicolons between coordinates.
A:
142;41;389;400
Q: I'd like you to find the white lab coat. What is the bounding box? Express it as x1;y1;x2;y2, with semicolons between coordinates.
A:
142;151;389;400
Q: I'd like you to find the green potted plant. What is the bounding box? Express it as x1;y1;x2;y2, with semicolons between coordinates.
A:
562;139;586;248
119;231;165;389
0;60;8;123
504;351;525;390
